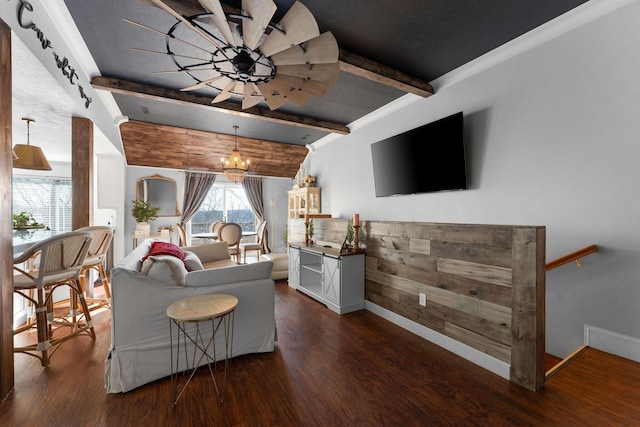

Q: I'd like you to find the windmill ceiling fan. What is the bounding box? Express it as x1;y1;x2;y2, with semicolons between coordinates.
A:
129;0;340;110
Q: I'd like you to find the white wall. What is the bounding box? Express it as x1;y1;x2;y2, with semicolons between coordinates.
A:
95;155;125;262
263;177;293;253
307;0;640;358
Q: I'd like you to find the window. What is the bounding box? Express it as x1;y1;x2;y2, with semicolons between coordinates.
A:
191;184;256;233
12;177;72;232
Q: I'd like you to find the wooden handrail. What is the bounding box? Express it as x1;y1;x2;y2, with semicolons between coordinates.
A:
546;244;598;271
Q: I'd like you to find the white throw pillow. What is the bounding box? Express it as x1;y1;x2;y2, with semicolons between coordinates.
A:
140;255;189;286
183;251;204;272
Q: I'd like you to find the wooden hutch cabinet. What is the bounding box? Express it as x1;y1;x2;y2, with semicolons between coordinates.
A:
287;187;320;218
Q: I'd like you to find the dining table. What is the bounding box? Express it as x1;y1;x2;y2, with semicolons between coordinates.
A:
191;230;257;241
12;228;57;255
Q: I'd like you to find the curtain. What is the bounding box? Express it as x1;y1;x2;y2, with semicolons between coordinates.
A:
180;172;216;226
242;176;270;253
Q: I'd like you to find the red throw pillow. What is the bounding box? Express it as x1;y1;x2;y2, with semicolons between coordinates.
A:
142;241;186;262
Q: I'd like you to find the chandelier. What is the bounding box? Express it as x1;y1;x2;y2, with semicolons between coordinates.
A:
221;126;249;183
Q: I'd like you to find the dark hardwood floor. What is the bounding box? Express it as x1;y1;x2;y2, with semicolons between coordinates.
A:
2;280;640;426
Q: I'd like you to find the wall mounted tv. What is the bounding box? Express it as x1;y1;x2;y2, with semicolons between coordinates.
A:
370;111;467;197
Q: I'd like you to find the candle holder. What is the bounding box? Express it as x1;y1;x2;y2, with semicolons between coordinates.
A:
353;225;360;251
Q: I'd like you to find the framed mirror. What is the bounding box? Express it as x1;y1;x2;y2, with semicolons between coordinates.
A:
136;175;180;217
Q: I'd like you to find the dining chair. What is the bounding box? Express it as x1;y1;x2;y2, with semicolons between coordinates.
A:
76;225;114;309
239;220;268;263
13;230;96;366
217;222;242;263
210;220;226;235
176;223;187;247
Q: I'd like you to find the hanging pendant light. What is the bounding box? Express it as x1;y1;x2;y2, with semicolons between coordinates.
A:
13;118;52;170
221;125;249;183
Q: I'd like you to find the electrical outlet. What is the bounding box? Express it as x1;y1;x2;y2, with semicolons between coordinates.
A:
419;292;426;307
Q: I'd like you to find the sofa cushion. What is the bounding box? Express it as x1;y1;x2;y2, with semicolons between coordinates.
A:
141;255;189;286
181;242;230;263
183;251;204;272
202;259;237;269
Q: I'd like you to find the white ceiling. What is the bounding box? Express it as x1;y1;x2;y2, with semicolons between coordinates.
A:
11;32;120;165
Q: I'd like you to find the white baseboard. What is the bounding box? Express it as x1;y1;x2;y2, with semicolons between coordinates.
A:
365;301;510;380
584;325;640;363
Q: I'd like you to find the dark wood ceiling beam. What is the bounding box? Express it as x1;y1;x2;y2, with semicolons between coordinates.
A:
91;76;350;135
338;49;434;98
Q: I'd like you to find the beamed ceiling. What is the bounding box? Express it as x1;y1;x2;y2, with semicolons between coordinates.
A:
59;0;588;178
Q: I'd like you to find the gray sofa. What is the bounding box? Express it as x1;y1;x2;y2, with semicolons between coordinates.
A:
105;239;275;393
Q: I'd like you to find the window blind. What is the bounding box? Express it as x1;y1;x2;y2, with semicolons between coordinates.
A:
12;177;72;232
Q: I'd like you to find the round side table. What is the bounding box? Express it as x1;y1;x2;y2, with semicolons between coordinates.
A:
167;293;238;407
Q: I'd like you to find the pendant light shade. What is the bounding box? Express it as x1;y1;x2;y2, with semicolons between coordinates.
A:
13;118;52;171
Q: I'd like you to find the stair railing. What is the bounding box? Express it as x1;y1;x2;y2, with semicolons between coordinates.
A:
546;244;598;271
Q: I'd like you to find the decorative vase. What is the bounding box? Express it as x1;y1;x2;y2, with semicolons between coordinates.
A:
136;222;150;237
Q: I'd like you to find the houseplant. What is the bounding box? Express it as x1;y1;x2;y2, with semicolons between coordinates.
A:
12;211;48;230
345;218;354;249
307;218;315;244
131;200;161;236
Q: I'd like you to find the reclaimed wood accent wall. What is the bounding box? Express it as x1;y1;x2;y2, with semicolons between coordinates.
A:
289;218;546;391
119;120;308;179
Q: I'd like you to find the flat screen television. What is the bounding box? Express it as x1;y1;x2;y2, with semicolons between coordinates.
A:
370;111;467;197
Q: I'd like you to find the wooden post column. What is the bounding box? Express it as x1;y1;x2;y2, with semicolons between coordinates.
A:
0;18;15;401
71;117;94;229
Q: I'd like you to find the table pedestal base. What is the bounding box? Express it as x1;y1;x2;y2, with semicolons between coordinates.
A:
169;307;235;407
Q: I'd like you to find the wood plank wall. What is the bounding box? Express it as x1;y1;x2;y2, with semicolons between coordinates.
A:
119;120;309;179
289;218;546;391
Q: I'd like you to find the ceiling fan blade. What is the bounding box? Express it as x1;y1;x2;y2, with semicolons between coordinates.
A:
267;74;305;93
234;81;245;95
268;74;331;98
197;0;236;47
152;68;216;74
122;18;167;37
124;19;215;56
148;0;221;49
256;83;287;110
283;89;311;107
242;0;277;51
276;63;340;82
299;80;330;98
181;75;223;91
130;47;211;62
271;32;339;66
242;83;263;109
263;75;309;106
259;1;320;57
212;80;237;103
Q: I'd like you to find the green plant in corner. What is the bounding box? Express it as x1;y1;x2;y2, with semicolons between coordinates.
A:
307;218;315;241
345;218;354;247
131;200;161;223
